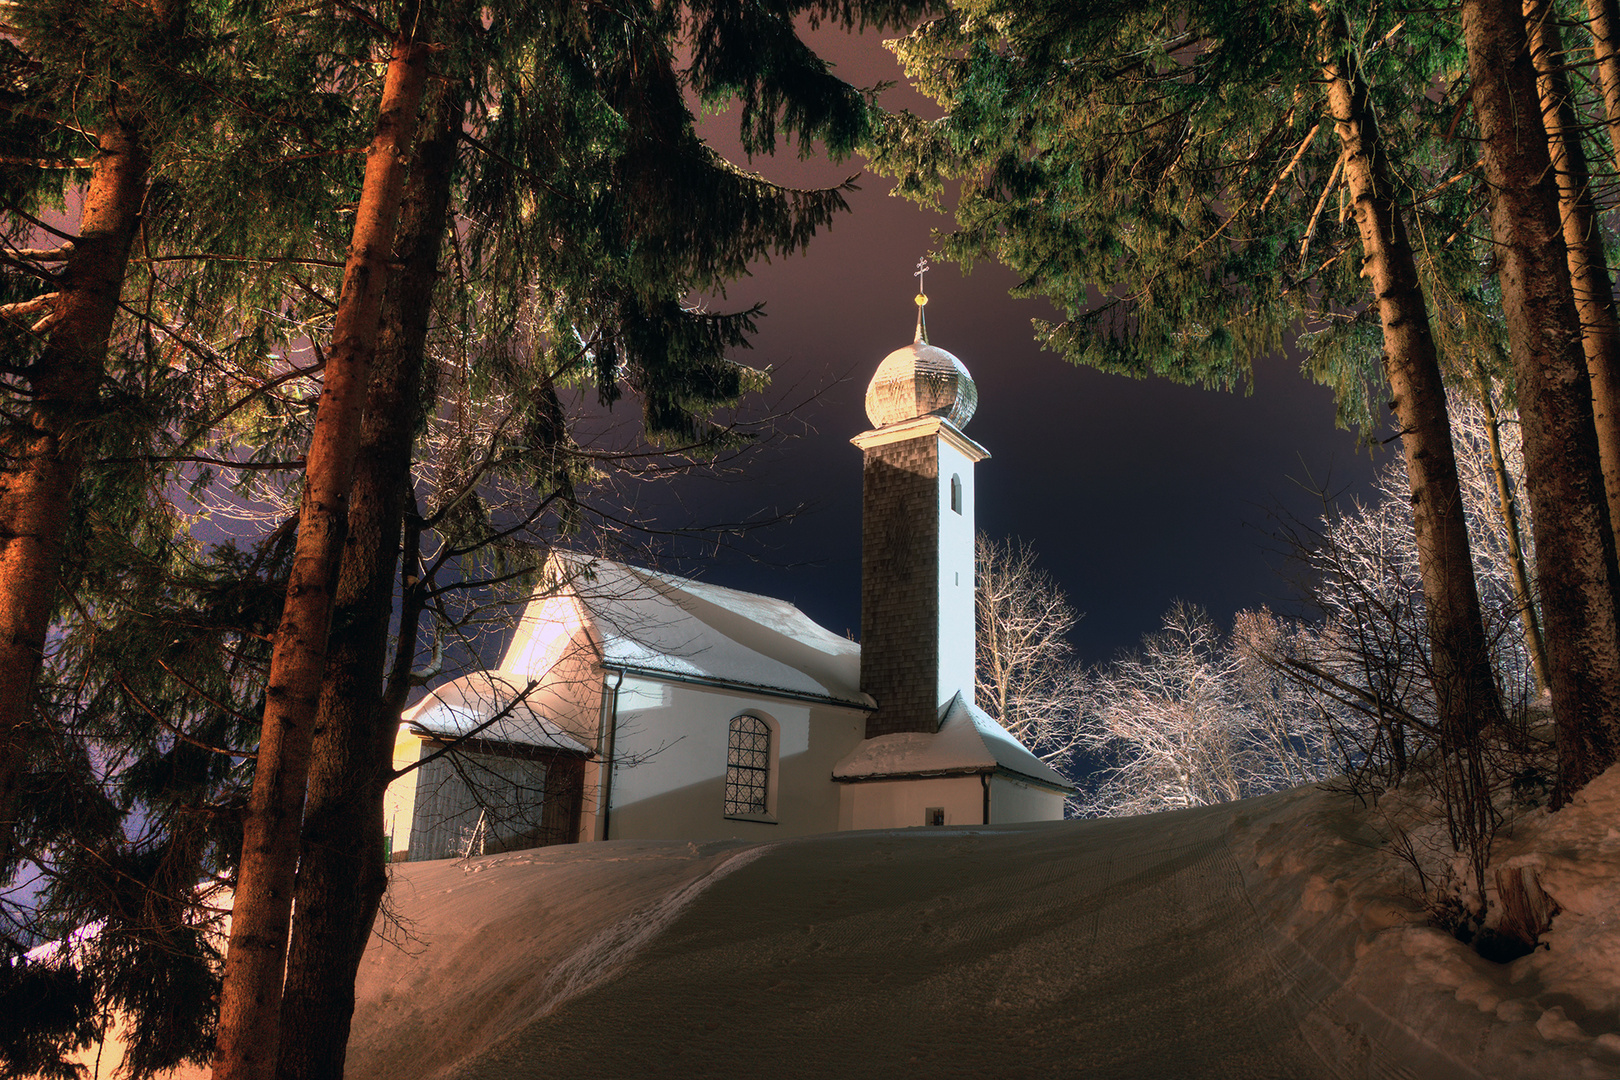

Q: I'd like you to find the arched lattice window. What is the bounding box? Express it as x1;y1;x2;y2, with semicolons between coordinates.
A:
950;474;963;514
725;714;771;816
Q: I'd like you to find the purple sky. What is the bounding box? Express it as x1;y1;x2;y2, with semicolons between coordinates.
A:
600;24;1384;665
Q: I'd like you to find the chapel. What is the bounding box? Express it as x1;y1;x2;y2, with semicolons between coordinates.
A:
382;296;1074;860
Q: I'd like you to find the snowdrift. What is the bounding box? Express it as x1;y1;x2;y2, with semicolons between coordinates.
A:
344;767;1620;1080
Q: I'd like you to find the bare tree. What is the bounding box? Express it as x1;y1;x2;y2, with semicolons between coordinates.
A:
1302;399;1541;716
1077;602;1333;817
1250;406;1557;902
974;534;1085;765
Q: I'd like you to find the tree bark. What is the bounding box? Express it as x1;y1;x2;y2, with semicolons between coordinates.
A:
1587;0;1620;171
1320;48;1507;743
0;119;146;877
1529;0;1620;560
1474;368;1549;693
1462;0;1620;804
210;23;432;1080
274;70;463;1080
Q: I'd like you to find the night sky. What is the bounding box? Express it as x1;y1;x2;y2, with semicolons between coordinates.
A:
597;23;1384;666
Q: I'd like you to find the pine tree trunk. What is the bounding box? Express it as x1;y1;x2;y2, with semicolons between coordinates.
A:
210;25;432;1080
1475;369;1549;693
0;119;146;876
1321;50;1506;743
1587;0;1620;170
274;71;463;1080
1462;0;1620;804
1529;0;1620;559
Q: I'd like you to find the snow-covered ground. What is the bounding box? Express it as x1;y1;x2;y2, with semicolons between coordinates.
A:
339;765;1620;1080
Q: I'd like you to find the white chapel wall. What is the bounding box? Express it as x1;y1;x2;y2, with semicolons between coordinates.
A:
383;728;423;860
937;436;977;707
837;774;986;831
989;773;1067;823
500;589;588;677
606;678;864;842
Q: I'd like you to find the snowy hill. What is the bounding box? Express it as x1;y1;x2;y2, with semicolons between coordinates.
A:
344;766;1620;1080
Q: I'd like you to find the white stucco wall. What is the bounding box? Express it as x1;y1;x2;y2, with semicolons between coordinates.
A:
937;435;977;709
383;730;423;860
837;774;987;831
989;773;1067;823
836;772;1067;831
603;677;867;842
501;589;590;679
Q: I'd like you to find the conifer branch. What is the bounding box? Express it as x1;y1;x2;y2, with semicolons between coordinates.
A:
456;130;581;203
0;155;94;169
420;556;554;596
0;292;55;323
98;453;306;472
152;656;264;732
173;362;327;458
335;0;393;36
436;487;565;562
4;242;74;262
389;677;543;781
286;271;339;312
115;670;257;758
1444;86;1475;141
1300;151;1347;265
1;203;78;243
1259;122;1321;212
133;253;346;269
113;300;237;371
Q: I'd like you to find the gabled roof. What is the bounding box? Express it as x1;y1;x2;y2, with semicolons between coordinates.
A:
527;558;871;709
401;673;592;755
832;692;1076;793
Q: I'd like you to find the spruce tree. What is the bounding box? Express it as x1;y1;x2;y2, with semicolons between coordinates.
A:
868;2;1509;773
1;2;390;1072
1528;0;1620;563
1587;0;1620;169
245;3;932;1078
1317;12;1504;749
0;0;166;890
1460;0;1620;802
210;11;436;1080
273;50;469;1080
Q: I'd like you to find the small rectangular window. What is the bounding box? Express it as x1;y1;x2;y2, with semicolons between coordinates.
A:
950;474;963;514
926;807;945;826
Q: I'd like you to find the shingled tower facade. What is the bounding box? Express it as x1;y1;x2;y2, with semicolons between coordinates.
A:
853;318;988;740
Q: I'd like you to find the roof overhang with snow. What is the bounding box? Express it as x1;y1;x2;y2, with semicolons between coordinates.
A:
602;661;876;711
401;673;592;756
849;414;990;462
539;557;874;710
831;693;1076;794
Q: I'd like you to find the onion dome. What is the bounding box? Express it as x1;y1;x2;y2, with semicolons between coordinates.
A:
864;335;978;430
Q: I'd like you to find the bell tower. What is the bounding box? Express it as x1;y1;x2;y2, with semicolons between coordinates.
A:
853;266;989;739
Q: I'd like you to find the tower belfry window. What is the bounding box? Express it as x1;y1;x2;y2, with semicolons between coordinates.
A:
950;474;963;514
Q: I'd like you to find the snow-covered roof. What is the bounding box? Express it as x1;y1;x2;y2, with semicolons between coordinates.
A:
402;673;591;755
546;558;871;709
832;692;1075;792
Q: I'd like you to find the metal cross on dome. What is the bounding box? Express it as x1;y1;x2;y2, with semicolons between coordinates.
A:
913;256;931;343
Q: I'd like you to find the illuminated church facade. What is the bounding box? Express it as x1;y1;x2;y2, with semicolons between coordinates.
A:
383;310;1073;861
